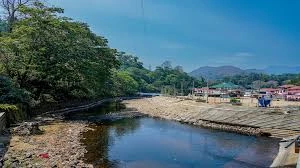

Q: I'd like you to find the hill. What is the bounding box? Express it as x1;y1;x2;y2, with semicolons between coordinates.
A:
189;66;247;80
189;65;300;80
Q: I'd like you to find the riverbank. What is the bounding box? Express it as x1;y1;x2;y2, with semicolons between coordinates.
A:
125;96;300;167
3;119;93;168
2;96;299;167
2;99;145;168
124;96;300;138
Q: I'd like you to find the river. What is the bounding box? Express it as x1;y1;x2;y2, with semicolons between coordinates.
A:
66;101;279;168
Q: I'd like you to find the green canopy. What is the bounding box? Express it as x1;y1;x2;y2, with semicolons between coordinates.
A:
211;82;240;89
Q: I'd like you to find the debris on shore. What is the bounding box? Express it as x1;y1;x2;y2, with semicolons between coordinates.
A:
3;108;148;167
3;120;93;168
12;122;42;136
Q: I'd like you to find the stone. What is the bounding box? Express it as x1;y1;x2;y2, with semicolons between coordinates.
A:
12;122;42;136
25;153;32;158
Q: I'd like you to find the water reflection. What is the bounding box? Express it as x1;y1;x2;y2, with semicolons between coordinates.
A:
70;102;279;168
82;119;141;167
81;118;279;168
65;101;127;121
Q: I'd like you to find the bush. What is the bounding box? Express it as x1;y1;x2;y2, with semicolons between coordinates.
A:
0;104;18;112
230;98;241;103
0;76;30;104
0;104;29;126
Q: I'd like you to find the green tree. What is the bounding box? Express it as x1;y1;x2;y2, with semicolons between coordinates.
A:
0;2;118;102
111;71;138;96
0;19;8;33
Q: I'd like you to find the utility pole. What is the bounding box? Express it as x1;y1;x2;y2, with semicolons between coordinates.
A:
181;81;184;96
192;81;195;98
173;84;176;97
206;79;209;103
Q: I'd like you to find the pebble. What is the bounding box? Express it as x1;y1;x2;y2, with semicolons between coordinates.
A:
3;119;93;167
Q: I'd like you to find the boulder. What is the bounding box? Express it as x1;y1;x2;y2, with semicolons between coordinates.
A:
12;122;42;136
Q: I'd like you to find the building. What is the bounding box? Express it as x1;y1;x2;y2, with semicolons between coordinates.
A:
260;88;280;95
193;87;221;96
278;85;300;101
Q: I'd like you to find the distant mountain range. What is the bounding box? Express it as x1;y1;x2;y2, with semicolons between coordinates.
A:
189;65;300;80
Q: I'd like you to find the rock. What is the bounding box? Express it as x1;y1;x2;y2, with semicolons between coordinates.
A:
0;143;4;148
25;153;32;158
12;122;42;136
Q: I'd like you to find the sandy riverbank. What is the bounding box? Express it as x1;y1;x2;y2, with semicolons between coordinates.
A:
124;96;300;138
3;120;93;168
181;96;300;107
125;96;300;167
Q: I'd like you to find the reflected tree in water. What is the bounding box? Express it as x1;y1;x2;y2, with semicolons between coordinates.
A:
81;119;141;167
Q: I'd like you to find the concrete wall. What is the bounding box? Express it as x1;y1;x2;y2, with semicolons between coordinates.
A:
0;112;6;132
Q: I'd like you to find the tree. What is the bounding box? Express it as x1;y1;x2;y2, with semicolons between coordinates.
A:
0;18;8;32
117;52;143;70
0;76;29;104
111;71;138;96
161;61;172;70
252;80;265;90
0;2;118;102
0;0;35;31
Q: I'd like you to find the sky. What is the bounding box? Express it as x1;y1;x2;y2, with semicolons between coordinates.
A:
48;0;300;72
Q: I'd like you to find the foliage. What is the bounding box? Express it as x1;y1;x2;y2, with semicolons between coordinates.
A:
0;2;118;103
0;103;28;125
0;76;29;104
110;71;139;96
116;54;205;95
230;98;240;103
221;73;299;88
0;19;8;33
0;0;205;112
289;74;300;86
0;104;18;112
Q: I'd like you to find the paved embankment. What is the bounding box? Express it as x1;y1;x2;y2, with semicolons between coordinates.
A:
124;96;300;138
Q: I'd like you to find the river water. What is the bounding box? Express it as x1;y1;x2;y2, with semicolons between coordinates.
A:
66;102;279;168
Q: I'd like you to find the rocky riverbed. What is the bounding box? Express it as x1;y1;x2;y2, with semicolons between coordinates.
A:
2;107;146;168
3;120;93;168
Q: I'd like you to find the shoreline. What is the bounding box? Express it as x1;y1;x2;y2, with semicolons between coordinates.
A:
3;96;299;167
124;96;300;167
3;119;93;167
2;98;145;168
144;111;270;137
124;96;300;138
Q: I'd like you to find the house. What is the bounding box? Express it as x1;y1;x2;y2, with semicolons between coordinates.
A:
279;84;296;93
279;85;300;101
260;88;280;95
193;87;221;96
288;86;300;92
286;93;300;101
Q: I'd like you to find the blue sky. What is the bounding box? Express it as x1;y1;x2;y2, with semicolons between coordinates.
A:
50;0;300;72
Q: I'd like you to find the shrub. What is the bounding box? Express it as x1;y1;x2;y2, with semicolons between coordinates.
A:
230;98;241;103
0;104;29;126
0;76;30;104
